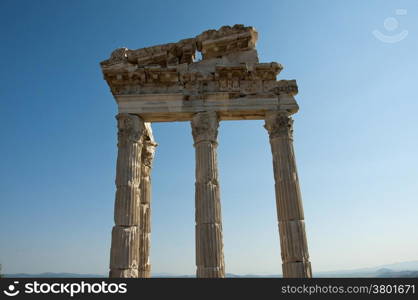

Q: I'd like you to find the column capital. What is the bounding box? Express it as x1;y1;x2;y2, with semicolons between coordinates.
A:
264;111;293;139
116;113;146;145
191;111;219;144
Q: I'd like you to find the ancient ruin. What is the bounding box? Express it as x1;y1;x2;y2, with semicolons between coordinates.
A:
100;25;312;278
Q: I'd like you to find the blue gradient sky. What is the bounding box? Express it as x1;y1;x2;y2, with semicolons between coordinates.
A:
0;0;417;275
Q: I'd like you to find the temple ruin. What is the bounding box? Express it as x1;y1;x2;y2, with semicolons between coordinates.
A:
100;24;312;278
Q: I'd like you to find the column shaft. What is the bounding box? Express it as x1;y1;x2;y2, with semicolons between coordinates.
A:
109;113;145;278
264;111;312;278
191;112;225;278
138;126;157;278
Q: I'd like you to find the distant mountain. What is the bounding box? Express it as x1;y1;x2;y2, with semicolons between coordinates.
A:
376;270;418;278
5;261;418;278
376;261;418;271
315;260;418;278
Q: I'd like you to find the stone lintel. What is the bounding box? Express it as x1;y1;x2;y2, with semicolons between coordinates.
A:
115;93;298;122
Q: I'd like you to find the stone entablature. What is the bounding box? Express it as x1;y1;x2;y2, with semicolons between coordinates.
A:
101;25;299;122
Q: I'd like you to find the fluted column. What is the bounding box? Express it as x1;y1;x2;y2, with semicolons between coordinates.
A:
191;111;225;278
109;113;145;278
264;111;312;278
138;125;157;278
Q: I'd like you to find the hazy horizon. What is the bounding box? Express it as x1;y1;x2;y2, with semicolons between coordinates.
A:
5;260;418;278
1;0;417;276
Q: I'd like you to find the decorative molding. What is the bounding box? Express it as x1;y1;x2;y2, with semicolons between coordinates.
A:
102;63;293;97
272;80;298;96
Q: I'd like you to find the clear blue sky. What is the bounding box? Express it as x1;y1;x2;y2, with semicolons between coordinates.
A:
0;0;417;276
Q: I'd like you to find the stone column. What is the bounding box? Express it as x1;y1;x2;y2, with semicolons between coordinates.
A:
191;111;225;278
109;113;145;278
138;125;157;278
264;111;312;278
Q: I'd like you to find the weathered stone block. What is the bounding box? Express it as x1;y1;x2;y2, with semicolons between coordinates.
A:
109;226;139;270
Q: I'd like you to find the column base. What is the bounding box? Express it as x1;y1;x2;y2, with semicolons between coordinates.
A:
138;265;151;278
195;224;224;275
282;261;312;278
109;268;138;278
